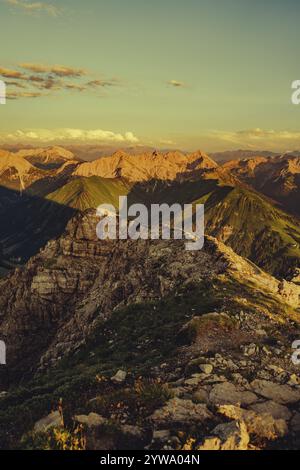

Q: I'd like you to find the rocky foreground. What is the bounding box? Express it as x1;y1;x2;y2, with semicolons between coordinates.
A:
0;210;299;449
30;331;300;451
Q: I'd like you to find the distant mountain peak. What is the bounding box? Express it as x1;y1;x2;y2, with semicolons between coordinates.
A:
73;150;218;182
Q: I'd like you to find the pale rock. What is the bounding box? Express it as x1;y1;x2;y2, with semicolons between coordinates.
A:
74;412;106;428
199;364;213;374
150;398;213;426
218;404;288;440
251;379;300;404
250;401;292;421
34;411;62;433
209;382;257;406
111;370;127;384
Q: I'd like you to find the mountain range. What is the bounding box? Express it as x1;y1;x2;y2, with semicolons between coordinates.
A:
0;146;300;450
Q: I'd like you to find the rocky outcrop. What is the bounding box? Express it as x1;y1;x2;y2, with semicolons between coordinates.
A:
1;209;300;378
73;150;218;182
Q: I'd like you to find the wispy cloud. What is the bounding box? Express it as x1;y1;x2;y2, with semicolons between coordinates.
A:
209;128;300;151
4;0;61;17
0;63;119;99
167;80;186;88
86;79;118;88
0;67;26;79
7;91;43;99
19;63;87;78
0;128;139;144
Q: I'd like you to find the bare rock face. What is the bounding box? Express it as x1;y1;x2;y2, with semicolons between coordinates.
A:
198;421;250;450
205;236;300;310
218;404;288;441
209;382;258;407
73;150;218;182
150;397;213;426
250;380;300;405
250;401;292;421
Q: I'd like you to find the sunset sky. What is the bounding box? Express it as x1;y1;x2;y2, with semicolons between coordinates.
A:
1;0;300;151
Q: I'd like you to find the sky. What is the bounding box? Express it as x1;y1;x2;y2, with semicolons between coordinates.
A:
1;0;300;151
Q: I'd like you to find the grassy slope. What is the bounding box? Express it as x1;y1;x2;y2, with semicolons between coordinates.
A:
196;185;300;277
47;176;133;211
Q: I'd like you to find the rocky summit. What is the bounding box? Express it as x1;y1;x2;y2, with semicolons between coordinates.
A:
0;147;300;451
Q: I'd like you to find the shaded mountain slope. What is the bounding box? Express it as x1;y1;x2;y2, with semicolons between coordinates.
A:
129;178;300;279
223;154;300;216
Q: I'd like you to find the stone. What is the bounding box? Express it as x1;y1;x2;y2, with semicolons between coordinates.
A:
243;343;258;357
199;364;213;374
74;412;106;428
209;382;257;406
212;420;250;450
202;374;227;384
111;370;127;384
34;411;62;433
198;437;222;450
218;405;288;441
250;401;292;421
150;398;213;426
288;374;300;386
184;373;205;386
231;373;250;388
152;430;171;443
251;379;300;404
192;389;209;404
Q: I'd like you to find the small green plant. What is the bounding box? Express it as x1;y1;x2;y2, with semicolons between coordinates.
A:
22;425;86;450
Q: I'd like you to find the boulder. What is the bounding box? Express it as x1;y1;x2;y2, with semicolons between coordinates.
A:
150;397;213;426
218;404;288;441
251;379;300;404
192;389;209;404
209;382;257;406
250;401;292;421
34;411;62;433
199;364;213;374
212;420;249;450
111;370;127;384
74;412;106;428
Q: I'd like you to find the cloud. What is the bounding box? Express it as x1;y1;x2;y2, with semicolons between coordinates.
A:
0;128;139;144
65;83;86;92
6;91;43;99
167;80;186;88
5;80;27;89
19;63;87;78
208;128;300;151
86;79;117;88
0;62;119;99
5;0;61;17
0;67;26;79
